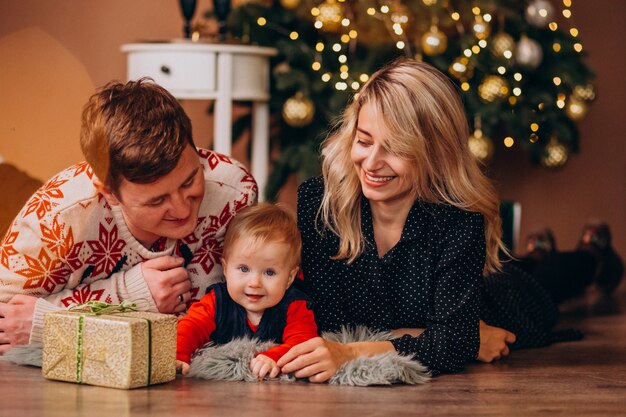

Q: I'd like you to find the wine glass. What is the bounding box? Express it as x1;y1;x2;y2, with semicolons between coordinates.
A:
179;0;197;39
213;0;231;41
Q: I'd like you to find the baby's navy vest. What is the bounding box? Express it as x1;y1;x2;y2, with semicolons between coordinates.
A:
208;282;312;344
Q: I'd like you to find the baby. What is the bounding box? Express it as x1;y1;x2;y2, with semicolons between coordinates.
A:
176;203;318;379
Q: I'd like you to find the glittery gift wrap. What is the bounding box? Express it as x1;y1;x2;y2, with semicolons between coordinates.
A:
42;311;177;389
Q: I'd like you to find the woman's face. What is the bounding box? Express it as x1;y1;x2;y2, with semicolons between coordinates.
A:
351;103;414;206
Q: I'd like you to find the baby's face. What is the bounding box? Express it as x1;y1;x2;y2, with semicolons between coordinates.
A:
222;238;298;325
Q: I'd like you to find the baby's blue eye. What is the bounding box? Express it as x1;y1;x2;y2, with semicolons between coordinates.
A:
239;265;249;273
265;269;276;277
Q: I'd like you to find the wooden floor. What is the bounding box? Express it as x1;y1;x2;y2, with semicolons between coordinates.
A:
1;286;625;417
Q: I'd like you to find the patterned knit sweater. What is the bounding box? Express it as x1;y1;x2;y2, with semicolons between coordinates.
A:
0;148;257;344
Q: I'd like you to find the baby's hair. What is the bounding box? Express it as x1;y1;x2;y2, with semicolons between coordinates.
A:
223;203;301;269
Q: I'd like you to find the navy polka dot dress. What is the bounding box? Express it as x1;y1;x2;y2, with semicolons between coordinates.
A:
297;177;485;375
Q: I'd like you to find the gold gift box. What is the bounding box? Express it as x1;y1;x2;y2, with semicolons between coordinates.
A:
42;310;177;389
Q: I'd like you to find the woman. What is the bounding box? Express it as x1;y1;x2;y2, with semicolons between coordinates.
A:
277;59;619;381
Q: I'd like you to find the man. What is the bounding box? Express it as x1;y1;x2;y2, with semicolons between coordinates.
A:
0;79;257;353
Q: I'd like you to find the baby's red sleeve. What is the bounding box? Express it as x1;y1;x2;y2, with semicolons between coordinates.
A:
176;290;218;364
258;300;318;362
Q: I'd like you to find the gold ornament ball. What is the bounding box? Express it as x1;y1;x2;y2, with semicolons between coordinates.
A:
478;75;509;102
541;138;569;168
448;57;473;80
472;16;491;40
573;84;596;102
421;26;448;56
491;32;516;58
317;0;343;33
565;96;589;121
279;0;300;10
282;94;315;128
468;130;494;163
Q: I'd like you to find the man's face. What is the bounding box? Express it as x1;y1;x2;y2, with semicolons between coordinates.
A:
104;145;205;247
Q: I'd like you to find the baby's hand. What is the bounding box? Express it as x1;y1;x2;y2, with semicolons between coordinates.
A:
250;354;280;380
176;360;190;376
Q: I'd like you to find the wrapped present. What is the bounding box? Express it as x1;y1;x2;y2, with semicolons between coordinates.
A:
42;302;177;389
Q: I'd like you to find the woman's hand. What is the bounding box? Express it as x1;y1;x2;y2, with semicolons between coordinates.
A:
276;337;356;383
250;354;280;380
477;320;517;362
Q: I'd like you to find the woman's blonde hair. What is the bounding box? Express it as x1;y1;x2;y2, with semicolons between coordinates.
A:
319;58;505;274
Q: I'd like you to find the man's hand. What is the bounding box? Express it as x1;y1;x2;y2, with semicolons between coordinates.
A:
0;294;38;354
250;354;280;380
477;320;517;362
142;256;191;314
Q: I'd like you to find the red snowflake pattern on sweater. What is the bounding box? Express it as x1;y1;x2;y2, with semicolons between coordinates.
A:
23;176;68;220
0;228;18;268
71;162;94;179
206;152;233;170
61;284;105;307
39;218;84;271
84;224;126;277
40;217;70;258
181;217;205;245
192;236;223;275
17;248;71;293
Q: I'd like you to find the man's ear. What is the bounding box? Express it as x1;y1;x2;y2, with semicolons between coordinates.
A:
93;178;120;206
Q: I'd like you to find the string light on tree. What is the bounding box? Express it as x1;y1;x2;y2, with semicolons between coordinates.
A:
421;24;448;56
390;1;411;28
565;96;589;121
448;56;473;80
472;15;491;40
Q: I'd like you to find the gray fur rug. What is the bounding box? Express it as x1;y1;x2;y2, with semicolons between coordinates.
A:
189;326;430;386
0;343;43;367
1;326;430;386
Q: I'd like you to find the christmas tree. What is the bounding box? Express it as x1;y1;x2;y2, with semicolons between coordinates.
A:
202;0;595;199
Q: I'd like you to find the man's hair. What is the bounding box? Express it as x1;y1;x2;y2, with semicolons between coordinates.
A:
80;78;196;194
223;203;302;269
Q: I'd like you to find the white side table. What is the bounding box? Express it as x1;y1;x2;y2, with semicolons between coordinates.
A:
121;42;277;200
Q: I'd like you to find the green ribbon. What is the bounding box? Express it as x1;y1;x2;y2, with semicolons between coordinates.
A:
77;316;84;383
70;300;138;315
70;300;154;385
